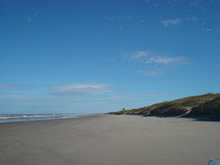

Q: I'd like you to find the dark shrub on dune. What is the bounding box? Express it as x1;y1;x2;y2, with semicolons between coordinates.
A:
149;106;187;116
190;97;220;117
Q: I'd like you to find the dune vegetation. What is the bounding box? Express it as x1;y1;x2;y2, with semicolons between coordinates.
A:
109;93;220;120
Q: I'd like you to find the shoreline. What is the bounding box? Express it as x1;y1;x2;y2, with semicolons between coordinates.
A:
0;113;98;124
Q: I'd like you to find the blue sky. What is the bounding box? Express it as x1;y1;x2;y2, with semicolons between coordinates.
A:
1;0;220;114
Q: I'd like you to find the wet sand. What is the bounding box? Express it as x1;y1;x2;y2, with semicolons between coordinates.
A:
0;114;219;165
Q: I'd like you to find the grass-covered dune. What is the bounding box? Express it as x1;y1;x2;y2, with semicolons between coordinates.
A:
109;93;220;120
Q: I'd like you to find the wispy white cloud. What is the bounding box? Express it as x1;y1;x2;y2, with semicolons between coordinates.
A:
146;56;188;64
0;83;112;97
127;50;190;76
132;50;150;59
161;16;216;32
161;18;181;27
131;50;188;65
52;83;112;96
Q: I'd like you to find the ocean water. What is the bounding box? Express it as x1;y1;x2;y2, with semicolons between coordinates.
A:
0;114;90;123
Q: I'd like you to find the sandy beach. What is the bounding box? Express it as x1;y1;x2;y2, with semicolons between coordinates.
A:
0;114;219;165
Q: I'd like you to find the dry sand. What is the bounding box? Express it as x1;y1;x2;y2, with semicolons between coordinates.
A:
0;114;219;165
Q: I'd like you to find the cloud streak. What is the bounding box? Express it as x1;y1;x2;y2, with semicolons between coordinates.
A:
132;50;150;59
52;83;112;96
128;50;190;76
0;83;113;97
146;56;188;64
132;50;188;65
